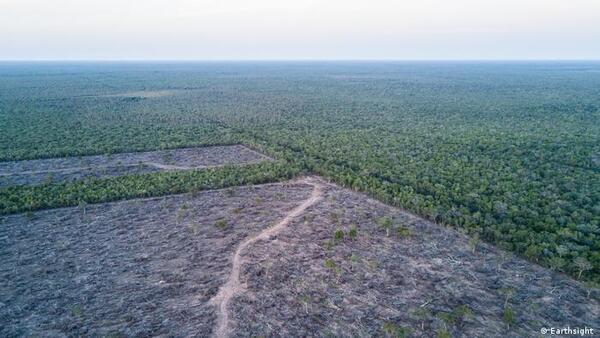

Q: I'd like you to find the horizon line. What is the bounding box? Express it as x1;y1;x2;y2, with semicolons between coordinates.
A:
1;58;600;63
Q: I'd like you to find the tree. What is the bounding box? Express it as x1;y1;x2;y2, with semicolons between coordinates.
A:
574;257;592;279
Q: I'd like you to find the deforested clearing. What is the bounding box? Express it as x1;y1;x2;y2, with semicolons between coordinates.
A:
1;177;597;337
0;145;271;187
0;180;313;337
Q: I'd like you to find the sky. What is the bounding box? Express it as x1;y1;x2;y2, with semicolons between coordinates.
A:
1;0;600;60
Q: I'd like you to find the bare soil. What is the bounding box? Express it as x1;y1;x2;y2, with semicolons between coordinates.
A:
1;177;598;337
0;145;271;187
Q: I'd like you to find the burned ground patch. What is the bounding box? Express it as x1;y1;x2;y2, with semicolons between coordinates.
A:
0;145;272;187
0;181;312;337
229;179;599;337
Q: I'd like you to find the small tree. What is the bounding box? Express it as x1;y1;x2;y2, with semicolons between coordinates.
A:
78;200;87;215
412;307;431;331
503;306;515;329
378;217;394;237
573;257;592;279
468;233;479;253
324;259;342;283
501;288;515;307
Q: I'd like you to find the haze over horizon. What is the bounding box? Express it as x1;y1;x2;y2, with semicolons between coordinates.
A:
1;0;600;61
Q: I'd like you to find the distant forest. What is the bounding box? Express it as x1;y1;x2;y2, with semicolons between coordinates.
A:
1;61;598;282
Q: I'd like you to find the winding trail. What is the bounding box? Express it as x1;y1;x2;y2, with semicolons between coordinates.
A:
209;178;324;338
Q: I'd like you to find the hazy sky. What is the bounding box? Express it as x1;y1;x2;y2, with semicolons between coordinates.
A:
1;0;600;60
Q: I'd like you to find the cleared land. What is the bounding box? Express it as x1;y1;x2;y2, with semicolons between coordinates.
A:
0;145;271;187
0;181;313;337
230;178;599;337
1;177;597;337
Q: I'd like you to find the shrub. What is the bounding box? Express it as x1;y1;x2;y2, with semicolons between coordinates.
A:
382;321;410;338
396;226;412;238
215;219;228;229
503;306;515;328
348;225;358;240
334;229;345;242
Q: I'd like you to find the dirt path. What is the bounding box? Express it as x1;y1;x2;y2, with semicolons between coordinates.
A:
0;164;140;176
209;178;324;338
144;162;193;170
0;160;258;177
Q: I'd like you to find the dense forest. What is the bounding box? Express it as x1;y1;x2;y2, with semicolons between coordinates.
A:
0;61;598;283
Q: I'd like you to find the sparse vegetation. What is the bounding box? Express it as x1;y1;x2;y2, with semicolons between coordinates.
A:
382;321;410;338
177;208;187;222
299;295;311;314
469;233;479;253
78;200;88;215
348;225;358;240
215;219;228;230
438;305;473;331
503;306;515;328
501;288;515;307
334;229;345;242
396;225;412;238
324;258;342;282
71;304;83;318
349;254;360;271
412;307;431;331
436;329;451;338
378;217;394;237
189;221;200;235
